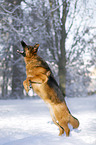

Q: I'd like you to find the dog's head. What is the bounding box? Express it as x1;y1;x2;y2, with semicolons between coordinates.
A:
17;41;39;57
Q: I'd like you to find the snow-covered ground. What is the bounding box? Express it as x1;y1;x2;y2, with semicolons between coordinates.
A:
0;96;96;145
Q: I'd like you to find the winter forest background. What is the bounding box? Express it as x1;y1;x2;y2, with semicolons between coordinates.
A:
0;0;96;99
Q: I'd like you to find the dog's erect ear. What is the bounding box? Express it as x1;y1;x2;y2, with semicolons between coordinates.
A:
33;43;39;53
21;40;27;48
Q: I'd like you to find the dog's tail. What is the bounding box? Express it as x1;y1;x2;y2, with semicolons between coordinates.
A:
69;115;79;129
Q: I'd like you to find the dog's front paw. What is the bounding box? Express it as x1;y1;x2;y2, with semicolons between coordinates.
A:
23;80;29;93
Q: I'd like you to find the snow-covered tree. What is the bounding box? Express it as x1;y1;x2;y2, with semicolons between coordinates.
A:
0;0;25;98
0;0;95;98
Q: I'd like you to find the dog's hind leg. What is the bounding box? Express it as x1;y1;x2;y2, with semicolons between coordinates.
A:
59;121;70;136
49;108;64;136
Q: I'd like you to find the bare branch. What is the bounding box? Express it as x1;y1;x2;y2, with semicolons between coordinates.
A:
0;4;20;14
66;0;78;35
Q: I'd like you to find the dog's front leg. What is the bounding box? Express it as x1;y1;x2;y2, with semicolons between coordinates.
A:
29;74;49;84
23;73;50;93
27;71;50;85
23;76;43;93
23;78;30;93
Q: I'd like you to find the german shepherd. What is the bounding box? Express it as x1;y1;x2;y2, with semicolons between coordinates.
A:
17;41;79;136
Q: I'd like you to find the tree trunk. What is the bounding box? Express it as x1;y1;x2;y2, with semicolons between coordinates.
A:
58;1;67;97
5;0;24;98
58;50;66;97
2;62;5;97
12;45;24;98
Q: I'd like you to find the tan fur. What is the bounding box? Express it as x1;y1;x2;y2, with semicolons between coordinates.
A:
17;41;79;136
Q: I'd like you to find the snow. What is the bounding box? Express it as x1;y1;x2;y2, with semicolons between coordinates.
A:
0;96;96;145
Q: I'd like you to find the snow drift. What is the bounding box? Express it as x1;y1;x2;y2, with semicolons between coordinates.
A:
0;96;96;145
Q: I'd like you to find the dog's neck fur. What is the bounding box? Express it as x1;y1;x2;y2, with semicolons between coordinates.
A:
24;55;37;65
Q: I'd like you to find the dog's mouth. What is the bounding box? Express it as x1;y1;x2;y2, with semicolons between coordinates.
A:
17;41;26;57
17;50;25;57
